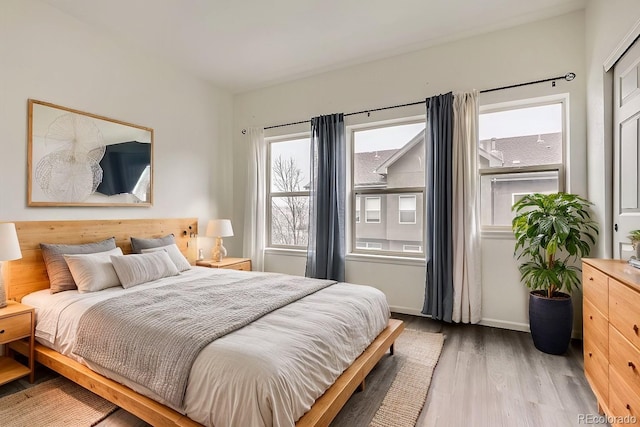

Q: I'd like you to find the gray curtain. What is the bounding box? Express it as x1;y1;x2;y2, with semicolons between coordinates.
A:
305;113;346;281
422;93;454;322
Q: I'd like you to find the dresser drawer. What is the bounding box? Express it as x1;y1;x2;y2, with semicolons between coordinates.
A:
610;325;640;400
583;263;609;316
609;366;640;424
584;338;609;404
226;261;251;271
610;278;640;349
584;298;608;357
0;312;32;344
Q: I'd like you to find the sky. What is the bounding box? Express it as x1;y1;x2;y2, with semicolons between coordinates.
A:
479;103;562;140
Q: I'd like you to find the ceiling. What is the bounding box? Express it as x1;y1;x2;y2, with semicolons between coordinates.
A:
42;0;586;93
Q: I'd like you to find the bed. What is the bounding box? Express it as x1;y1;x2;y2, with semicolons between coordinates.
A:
5;218;404;427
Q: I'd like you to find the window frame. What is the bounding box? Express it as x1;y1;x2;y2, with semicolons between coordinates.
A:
364;196;381;223
355;195;361;223
479;95;568;232
266;134;311;250
356;241;383;250
398;194;417;224
349;117;426;258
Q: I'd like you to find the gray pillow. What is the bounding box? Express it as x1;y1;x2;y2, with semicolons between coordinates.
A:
40;237;117;294
130;234;175;254
141;244;192;272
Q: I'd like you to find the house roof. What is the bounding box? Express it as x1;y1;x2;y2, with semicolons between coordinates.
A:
353;149;398;187
375;131;425;174
354;131;562;188
479;132;562;167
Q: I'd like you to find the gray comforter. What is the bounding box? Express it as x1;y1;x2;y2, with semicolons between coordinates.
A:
72;272;335;407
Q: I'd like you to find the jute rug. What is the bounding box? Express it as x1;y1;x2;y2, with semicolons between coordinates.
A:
332;328;445;427
0;376;117;427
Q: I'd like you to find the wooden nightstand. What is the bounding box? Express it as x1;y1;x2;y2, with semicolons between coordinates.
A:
0;301;35;385
196;257;252;271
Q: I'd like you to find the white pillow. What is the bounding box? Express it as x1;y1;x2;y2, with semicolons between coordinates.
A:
63;247;124;293
141;243;191;272
110;251;179;289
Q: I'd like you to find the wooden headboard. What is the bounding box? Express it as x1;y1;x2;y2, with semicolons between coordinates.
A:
4;218;198;302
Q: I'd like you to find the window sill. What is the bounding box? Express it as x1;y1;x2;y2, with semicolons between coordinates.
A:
346;253;426;267
264;248;426;267
264;247;307;257
481;227;516;240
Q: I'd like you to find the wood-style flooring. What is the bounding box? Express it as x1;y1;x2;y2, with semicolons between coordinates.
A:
0;313;603;427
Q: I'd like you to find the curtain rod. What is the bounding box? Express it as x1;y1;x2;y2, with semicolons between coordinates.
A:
241;72;575;134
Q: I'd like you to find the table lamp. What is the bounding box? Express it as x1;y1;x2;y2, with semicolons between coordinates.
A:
0;223;22;308
206;219;234;262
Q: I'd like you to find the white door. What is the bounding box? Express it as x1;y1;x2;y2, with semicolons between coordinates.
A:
614;39;640;259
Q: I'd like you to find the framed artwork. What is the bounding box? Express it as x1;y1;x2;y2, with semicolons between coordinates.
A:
28;100;153;206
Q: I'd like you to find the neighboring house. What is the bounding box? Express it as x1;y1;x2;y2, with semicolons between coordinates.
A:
479;132;562;226
354;131;562;250
354;132;425;253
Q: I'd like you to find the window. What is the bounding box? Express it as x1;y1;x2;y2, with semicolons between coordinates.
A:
268;137;310;248
365;197;381;223
356;241;383;250
352;121;425;256
479;99;565;228
398;195;416;224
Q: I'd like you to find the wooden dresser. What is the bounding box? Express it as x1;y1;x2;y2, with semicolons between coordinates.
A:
583;258;640;425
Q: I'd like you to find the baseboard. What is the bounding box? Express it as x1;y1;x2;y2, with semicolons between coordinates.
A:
390;306;429;317
392;309;583;340
478;318;530;332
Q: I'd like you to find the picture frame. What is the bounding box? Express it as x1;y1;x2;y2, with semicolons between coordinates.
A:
28;100;154;207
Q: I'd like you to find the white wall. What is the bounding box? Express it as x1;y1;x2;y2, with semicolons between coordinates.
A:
233;12;587;331
585;0;640;258
0;0;234;241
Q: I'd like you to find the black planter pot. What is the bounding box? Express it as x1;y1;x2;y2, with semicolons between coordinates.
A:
528;290;573;355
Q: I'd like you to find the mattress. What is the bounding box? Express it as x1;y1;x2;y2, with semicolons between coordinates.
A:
22;267;390;427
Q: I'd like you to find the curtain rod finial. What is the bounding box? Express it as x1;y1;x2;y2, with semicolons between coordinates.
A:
565;72;576;81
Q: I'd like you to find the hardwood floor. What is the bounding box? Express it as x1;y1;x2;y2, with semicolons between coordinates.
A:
397;314;603;427
0;314;602;427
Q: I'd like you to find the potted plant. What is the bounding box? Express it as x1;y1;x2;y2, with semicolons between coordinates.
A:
629;230;640;259
512;193;598;355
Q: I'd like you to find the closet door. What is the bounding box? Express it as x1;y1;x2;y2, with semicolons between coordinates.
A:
613;39;640;259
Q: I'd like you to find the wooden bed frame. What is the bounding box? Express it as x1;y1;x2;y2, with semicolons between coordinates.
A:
5;218;404;427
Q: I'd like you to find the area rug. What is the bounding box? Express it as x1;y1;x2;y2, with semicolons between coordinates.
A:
369;328;445;427
331;328;445;427
0;376;117;427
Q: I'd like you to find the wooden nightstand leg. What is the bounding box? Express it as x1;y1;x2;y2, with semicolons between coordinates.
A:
29;319;35;383
390;343;395;355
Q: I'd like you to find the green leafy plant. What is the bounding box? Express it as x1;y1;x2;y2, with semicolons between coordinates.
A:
629;230;640;247
512;193;598;298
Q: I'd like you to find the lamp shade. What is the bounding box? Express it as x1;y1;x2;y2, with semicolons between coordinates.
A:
0;223;22;261
206;219;234;238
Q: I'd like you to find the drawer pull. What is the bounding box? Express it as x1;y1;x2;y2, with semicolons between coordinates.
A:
628;404;632;410
0;329;4;334
589;315;593;320
589;277;594;281
588;352;592;358
634;324;639;333
630;361;637;369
